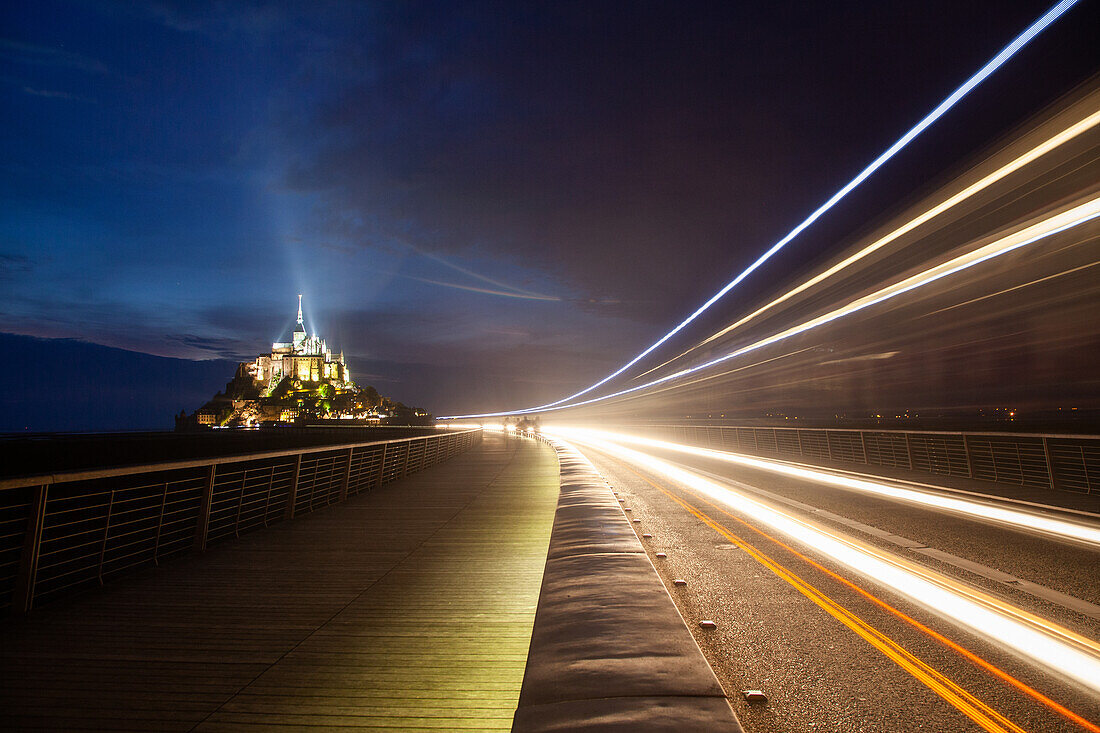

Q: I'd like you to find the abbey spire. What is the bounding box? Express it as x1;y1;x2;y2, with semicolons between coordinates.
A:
293;294;307;347
246;294;351;389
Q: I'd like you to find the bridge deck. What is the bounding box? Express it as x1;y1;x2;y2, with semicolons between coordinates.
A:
0;432;560;731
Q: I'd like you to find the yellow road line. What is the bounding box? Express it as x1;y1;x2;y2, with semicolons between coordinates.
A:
607;457;1029;733
680;483;1100;733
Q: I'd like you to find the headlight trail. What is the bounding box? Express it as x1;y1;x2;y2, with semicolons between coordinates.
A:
634;104;1100;380
551;427;1100;547
437;0;1080;420
585;441;1100;733
442;195;1100;419
549;427;1100;695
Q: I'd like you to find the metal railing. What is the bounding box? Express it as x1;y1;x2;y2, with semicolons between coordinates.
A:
629;424;1099;495
0;428;481;615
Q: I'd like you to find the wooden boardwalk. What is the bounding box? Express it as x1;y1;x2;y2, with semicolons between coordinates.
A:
0;432;560;731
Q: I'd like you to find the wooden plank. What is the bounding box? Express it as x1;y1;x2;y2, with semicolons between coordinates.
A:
0;433;559;731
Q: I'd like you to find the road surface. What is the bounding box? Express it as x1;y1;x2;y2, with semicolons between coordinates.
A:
564;431;1100;732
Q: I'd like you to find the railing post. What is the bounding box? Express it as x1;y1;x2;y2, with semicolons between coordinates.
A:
152;481;168;565
338;447;354;501
1041;437;1059;491
859;430;868;465
401;441;412;477
376;443;389;488
262;466;275;527
234;469;248;538
13;484;48;614
796;429;804;456
284;454;302;520
97;490;116;585
1082;446;1095;495
194;464;216;551
905;433;916;471
959;431;976;477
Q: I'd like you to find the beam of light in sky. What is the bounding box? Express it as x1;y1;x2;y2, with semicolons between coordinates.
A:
403;275;562;301
554;428;1100;547
441;193;1100;418
489;0;1080;414
404;240;559;299
548;428;1100;693
635;104;1100;379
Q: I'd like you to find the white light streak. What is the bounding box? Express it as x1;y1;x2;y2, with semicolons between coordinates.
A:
443;195;1100;418
556;428;1100;547
550;428;1100;692
640;105;1100;377
440;0;1080;420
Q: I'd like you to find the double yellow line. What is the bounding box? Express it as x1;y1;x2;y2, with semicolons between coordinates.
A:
611;459;1099;733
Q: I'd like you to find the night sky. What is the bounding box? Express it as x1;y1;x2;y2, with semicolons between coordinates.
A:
2;1;1098;431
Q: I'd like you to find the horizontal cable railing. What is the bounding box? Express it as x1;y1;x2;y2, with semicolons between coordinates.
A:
1;427;481;615
628;424;1099;496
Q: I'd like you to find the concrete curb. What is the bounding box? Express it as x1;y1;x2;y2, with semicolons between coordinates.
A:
512;436;743;732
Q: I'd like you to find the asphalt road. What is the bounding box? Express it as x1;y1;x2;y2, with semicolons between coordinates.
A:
576;440;1100;732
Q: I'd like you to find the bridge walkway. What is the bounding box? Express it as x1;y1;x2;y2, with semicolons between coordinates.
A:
0;432;560;731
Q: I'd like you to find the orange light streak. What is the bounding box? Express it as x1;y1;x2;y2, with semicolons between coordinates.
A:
603;454;1098;732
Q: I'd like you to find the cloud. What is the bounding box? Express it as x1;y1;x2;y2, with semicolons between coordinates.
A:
0;253;33;280
0;38;108;74
22;86;95;103
140;1;293;39
166;334;254;360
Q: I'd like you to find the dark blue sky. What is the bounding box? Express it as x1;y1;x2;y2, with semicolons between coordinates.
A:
2;1;1097;425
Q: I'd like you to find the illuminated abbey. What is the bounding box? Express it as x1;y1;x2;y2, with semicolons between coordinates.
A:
247;295;352;389
182;295;427;428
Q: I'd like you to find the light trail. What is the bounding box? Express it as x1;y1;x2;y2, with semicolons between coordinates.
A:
442;194;1100;418
438;0;1081;419
923;258;1100;317
553;427;1100;547
595;449;1100;732
628;466;1026;732
636;105;1100;380
550;428;1100;694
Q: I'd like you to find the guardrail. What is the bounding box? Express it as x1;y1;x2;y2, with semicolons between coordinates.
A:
627;424;1099;495
0;427;482;615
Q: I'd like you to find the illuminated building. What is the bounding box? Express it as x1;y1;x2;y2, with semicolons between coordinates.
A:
248;295;352;389
180;294;429;429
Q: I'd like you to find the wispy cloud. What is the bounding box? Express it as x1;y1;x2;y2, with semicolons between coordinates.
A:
22;86;95;103
167;334;253;360
0;38;108;74
0;253;33;281
142;2;287;39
